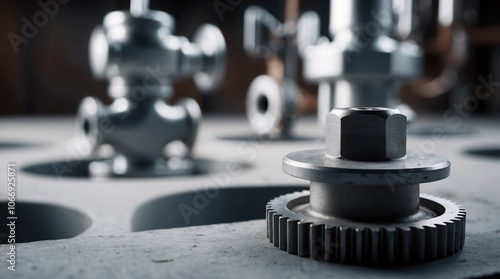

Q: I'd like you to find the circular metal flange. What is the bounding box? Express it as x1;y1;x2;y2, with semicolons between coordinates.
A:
267;191;466;264
76;97;105;153
246;75;297;138
283;149;450;185
193;24;226;93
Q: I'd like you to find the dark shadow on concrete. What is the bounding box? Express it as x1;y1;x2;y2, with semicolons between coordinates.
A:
464;147;500;160
0;202;91;244
0;141;47;150
22;158;251;179
131;185;308;232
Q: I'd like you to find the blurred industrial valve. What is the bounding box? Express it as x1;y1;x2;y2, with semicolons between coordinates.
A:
243;2;309;139
76;0;226;177
297;0;422;126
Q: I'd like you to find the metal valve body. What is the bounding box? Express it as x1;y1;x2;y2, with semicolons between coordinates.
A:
298;0;422;125
244;5;300;138
77;3;226;177
267;107;466;264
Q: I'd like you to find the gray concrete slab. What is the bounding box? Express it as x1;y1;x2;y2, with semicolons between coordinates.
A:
0;115;498;278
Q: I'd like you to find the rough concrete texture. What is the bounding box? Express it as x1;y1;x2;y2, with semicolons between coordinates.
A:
0;116;499;278
1;221;500;279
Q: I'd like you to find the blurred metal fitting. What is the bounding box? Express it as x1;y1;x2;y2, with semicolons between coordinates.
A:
297;0;422;126
77;0;225;177
246;75;298;138
77;96;200;177
89;8;226;95
244;5;300;138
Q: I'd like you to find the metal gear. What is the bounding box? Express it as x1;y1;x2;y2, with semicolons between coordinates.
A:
266;191;466;265
265;107;466;264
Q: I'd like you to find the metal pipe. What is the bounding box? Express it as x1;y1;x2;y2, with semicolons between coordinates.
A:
130;0;149;16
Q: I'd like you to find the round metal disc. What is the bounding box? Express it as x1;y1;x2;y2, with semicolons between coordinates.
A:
193;24;226;93
246;75;295;138
283;149;450;185
76;97;104;151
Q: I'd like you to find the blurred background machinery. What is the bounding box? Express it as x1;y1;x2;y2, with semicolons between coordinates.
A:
75;0;226;177
0;1;499;277
298;0;422;125
2;0;500;119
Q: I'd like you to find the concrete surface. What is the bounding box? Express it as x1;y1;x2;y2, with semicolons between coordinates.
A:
0;115;499;278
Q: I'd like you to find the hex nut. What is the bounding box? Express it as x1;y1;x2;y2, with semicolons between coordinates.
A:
325;107;407;161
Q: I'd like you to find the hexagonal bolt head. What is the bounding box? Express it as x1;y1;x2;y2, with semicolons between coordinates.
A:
325;107;407;161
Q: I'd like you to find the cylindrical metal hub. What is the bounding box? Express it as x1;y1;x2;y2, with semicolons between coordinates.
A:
309;182;420;222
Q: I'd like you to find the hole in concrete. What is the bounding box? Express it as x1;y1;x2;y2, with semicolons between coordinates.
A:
131;185;307;232
22;159;251;179
0;141;46;150
257;94;269;114
464;147;500;160
0;202;91;244
468;272;500;279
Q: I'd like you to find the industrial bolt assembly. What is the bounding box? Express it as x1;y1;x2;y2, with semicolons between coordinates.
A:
266;107;466;264
76;0;226;177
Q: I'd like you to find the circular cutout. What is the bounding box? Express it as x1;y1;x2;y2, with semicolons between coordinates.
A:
0;202;91;243
257;95;269;114
0;141;46;150
22;158;250;179
131;185;308;232
83;120;91;135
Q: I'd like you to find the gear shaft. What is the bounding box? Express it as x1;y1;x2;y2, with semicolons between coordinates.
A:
266;107;466;264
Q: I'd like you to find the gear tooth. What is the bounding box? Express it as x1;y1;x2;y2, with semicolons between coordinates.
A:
424;225;437;260
397;228;411;264
436;223;447;258
460;212;466;248
267;210;276;243
445;221;456;256
298;222;311;257
323;226;333;262
452;217;464;252
338;226;351;264
279;216;289;251
273;214;283;248
411;227;425;262
368;228;380;265
325;226;341;262
382;228;396;264
310;224;325;260
287;219;299;255
354;228;365;264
